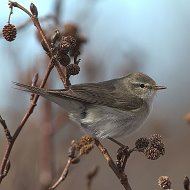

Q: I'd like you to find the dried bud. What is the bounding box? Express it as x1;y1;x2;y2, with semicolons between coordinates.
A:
32;73;39;86
80;144;94;155
68;140;76;159
73;136;94;153
135;137;150;150
144;147;160;160
80;135;94;144
66;64;80;76
57;53;71;66
2;24;17;42
158;176;171;189
30;3;38;17
51;29;60;45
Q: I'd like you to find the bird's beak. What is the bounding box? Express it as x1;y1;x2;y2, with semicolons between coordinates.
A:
153;85;167;90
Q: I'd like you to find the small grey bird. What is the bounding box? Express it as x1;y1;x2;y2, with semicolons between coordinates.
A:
14;72;166;139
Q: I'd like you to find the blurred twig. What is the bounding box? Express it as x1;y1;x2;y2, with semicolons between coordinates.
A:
39;98;55;190
184;176;190;190
0;62;54;183
86;166;99;190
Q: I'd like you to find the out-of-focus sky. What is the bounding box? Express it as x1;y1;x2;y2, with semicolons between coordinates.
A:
1;0;190;126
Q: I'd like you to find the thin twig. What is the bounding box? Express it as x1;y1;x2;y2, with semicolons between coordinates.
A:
49;142;81;190
0;62;54;183
94;139;132;190
9;1;67;88
49;157;72;190
0;1;70;183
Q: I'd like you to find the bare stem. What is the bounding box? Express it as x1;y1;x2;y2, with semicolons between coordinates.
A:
94;139;132;190
86;166;99;190
49;158;72;190
9;1;67;88
49;142;81;190
0;62;54;183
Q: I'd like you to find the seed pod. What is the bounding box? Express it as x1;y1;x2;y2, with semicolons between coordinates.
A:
158;176;172;189
2;24;17;42
66;64;80;76
135;137;150;151
144;147;160;160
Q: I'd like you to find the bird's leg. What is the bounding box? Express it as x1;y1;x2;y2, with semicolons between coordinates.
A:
107;137;125;148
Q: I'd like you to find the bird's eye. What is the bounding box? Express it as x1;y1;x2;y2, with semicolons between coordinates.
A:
140;83;145;88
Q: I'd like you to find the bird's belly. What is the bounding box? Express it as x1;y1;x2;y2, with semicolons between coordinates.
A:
70;105;149;139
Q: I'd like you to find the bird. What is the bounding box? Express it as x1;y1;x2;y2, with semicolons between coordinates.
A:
14;72;166;139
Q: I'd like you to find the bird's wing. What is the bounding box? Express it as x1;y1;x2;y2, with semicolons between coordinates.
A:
49;82;144;111
13;81;143;111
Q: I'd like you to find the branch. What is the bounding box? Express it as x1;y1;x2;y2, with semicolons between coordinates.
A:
9;1;67;88
49;141;81;190
86;166;99;190
0;62;54;183
94;139;132;190
50;136;94;189
0;116;12;143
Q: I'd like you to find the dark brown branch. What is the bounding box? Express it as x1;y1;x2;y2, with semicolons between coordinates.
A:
94;139;132;190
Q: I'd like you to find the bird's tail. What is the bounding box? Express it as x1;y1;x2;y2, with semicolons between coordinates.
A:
13;82;49;96
13;82;84;113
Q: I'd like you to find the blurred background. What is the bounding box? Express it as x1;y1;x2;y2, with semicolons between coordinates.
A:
1;0;190;189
